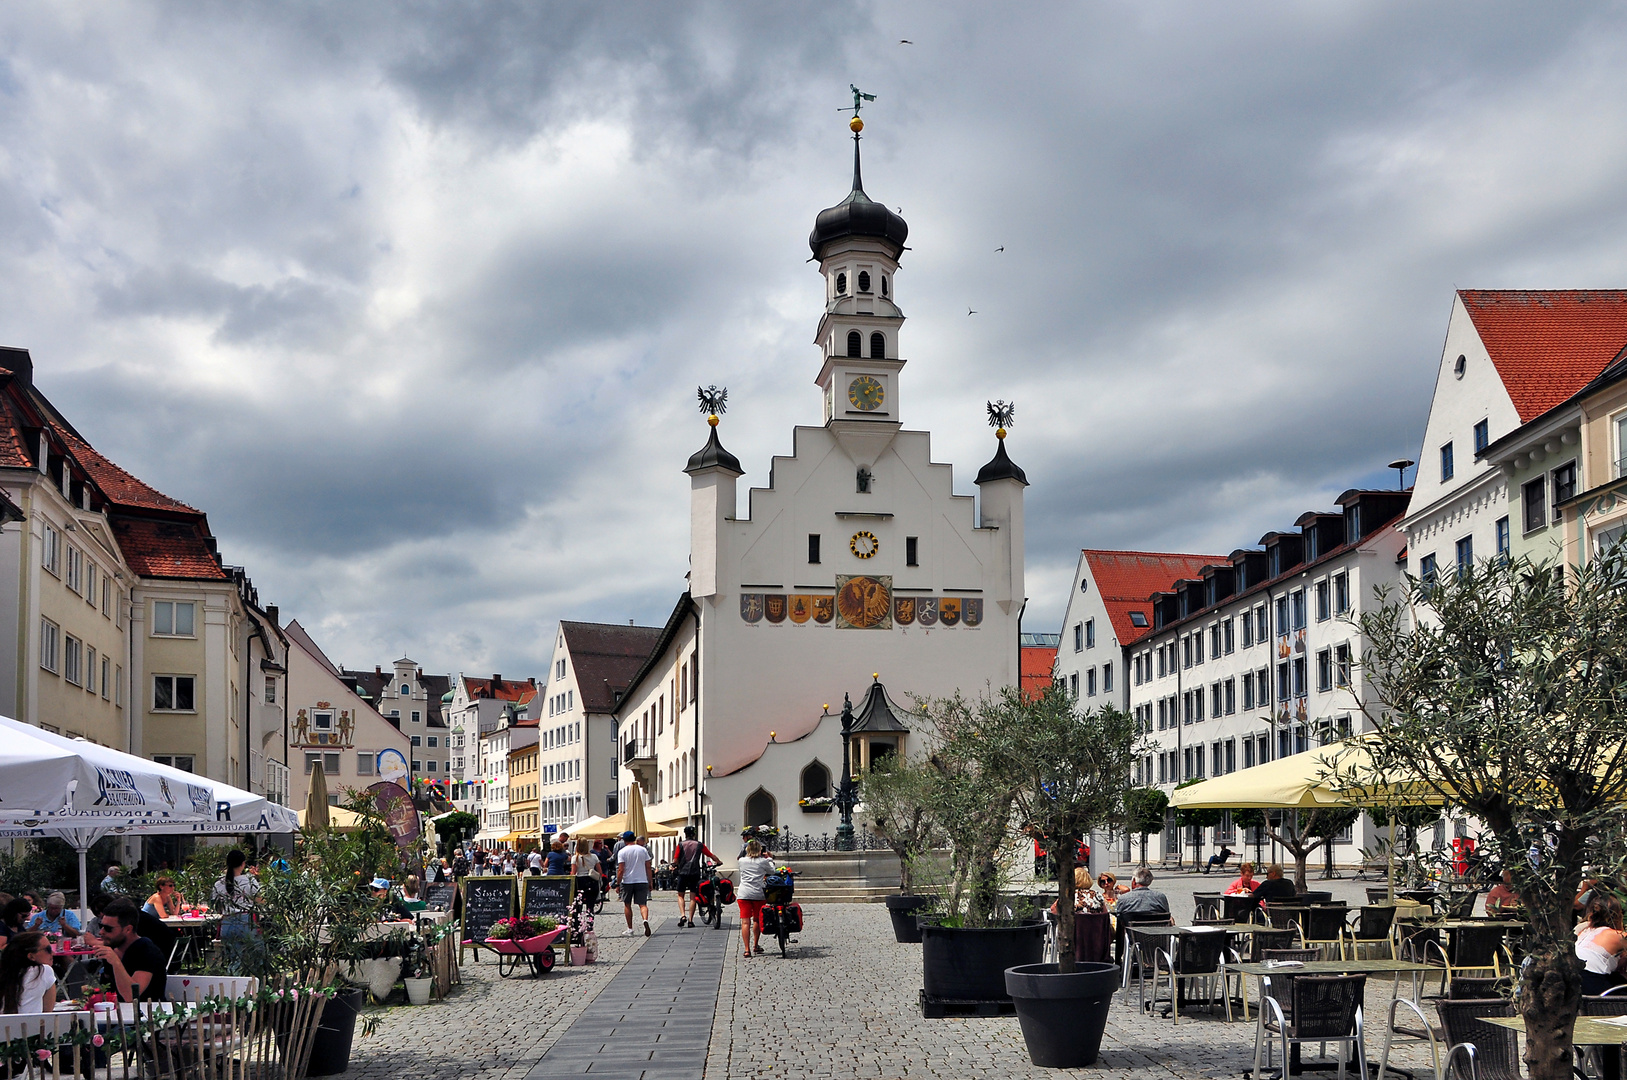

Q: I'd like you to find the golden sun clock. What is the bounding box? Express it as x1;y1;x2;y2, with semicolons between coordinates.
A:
849;530;879;559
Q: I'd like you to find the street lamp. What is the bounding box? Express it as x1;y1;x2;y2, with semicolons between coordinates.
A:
835;693;858;852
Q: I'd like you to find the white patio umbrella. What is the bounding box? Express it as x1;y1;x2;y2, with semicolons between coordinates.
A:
0;715;299;926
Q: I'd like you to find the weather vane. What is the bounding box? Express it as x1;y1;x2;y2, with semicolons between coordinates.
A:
841;84;876;134
986;400;1015;439
697;385;728;427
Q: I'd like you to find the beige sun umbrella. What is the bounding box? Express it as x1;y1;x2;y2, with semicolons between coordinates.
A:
625;782;651;839
304;762;331;830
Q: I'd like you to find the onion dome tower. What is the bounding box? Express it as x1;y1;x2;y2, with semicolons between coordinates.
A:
813;94;910;474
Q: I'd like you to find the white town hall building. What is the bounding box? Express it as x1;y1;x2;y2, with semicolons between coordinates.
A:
611;120;1028;861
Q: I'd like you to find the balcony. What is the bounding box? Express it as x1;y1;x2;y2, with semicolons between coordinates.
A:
623;738;658;788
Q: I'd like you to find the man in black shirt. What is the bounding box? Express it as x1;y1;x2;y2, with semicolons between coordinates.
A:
90;897;167;1002
1248;863;1299;912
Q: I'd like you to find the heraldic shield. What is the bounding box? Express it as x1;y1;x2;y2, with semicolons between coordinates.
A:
765;594;788;623
939;597;962;626
740;593;764;623
835;575;893;629
789;595;812;624
963;597;983;627
812;596;834;624
893;595;916;625
916;597;939;626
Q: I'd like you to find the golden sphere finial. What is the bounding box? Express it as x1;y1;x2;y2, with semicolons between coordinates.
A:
996;427;1007;440
708;413;719;427
849;116;864;134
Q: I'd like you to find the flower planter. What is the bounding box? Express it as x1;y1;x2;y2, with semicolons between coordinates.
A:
1004;962;1119;1068
920;922;1046;1006
885;894;934;943
359;957;402;1003
403;976;434;1005
570;946;589;966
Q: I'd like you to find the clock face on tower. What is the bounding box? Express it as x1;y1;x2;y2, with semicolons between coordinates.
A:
850;530;880;559
847;375;885;412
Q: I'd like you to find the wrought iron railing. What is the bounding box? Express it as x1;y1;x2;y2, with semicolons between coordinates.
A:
769;827;891;853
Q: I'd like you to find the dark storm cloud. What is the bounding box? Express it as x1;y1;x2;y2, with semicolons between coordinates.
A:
5;3;1627;674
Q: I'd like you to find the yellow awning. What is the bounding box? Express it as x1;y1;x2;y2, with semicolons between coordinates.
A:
297;805;368;831
572;812;679;840
1169;735;1444;810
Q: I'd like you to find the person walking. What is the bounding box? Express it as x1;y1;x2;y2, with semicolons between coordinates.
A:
673;826;719;928
735;840;776;957
615;834;654;937
571;838;603;908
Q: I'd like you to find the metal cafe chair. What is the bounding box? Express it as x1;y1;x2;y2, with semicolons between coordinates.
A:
1347;905;1399;960
1142;929;1231;1024
1421;925;1507;999
1118;914;1175;998
1436;998;1519;1080
1256;974;1371;1080
1378;996;1448;1080
1300;905;1353;960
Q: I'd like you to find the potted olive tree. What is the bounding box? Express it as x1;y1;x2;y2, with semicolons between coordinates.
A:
984;684;1139;1068
859;755;942;942
913;691;1040;1014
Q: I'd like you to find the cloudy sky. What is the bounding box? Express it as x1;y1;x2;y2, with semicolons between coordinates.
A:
3;3;1624;678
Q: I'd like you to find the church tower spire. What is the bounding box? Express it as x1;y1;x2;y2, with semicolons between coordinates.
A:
810;93;910;447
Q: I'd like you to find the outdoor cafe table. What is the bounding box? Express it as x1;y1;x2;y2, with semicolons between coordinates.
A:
1486;1015;1627;1046
1131;925;1259;1019
1222;894;1261;921
161;915;222;969
1228;957;1434;1019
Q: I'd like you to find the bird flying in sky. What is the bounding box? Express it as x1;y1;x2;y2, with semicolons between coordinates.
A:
900;39;914;44
967;307;977;316
995;246;1004;252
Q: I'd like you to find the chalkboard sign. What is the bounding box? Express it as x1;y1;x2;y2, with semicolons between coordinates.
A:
460;876;515;954
424;882;457;912
521;876;575;935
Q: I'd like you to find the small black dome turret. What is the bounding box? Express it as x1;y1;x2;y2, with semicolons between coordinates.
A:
685;424;743;476
809;140;909;262
975;438;1028;486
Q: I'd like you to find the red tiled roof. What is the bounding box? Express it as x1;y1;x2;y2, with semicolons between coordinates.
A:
1019;643;1057;701
1459;290;1627;423
462;676;536;703
49;423;198;514
1082;550;1225;646
110;517;227;580
0;393;32;469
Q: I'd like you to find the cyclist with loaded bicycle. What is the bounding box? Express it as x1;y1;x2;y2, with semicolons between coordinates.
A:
673;826;720;928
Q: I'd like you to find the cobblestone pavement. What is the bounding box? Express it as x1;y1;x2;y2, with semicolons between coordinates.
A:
351;893;1443;1080
344;930;651;1080
706;900;1438;1080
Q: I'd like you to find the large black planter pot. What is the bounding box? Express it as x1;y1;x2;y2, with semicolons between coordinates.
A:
886;894;933;943
921;922;1046;1003
1005;962;1119;1068
306;988;365;1077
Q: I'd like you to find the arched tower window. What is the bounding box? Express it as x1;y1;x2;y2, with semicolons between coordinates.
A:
870;332;885;359
846;331;861;357
857;271;871;293
835;272;847;295
801;761;831;800
745;788;776;829
881;275;888;297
